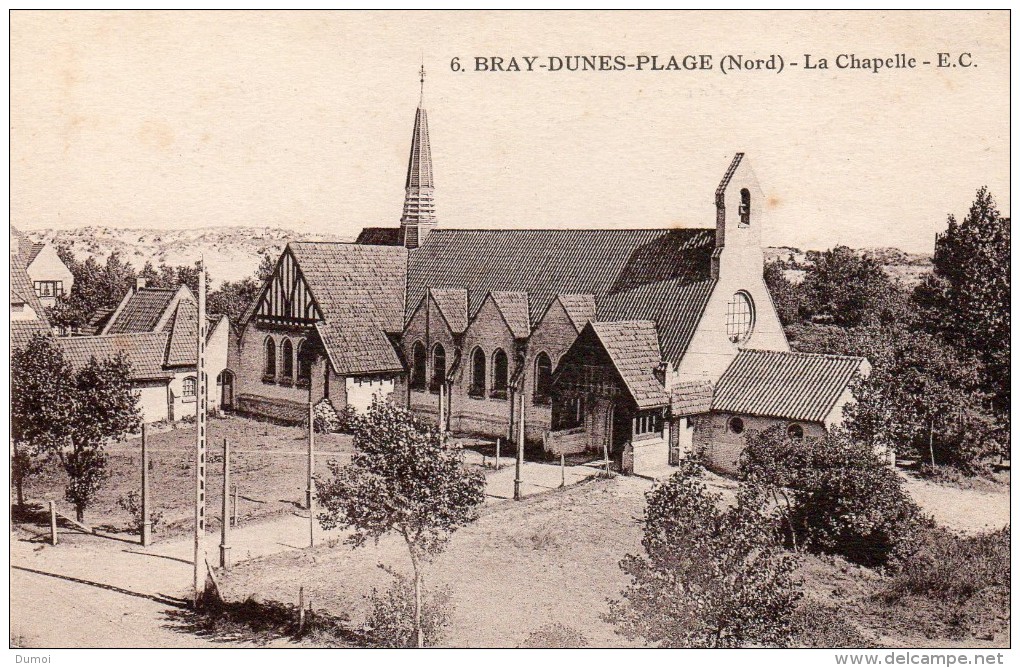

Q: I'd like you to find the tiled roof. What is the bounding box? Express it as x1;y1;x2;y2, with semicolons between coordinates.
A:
489;291;530;339
713;350;868;423
25;242;45;265
597;276;717;368
590;320;668;410
557;294;596;332
10;239;51;350
80;308;115;336
430;288;468;333
715;153;744;206
671;381;714;416
288;242;407;375
58;333;174;381
164;300;198;367
406;228;715;324
105;288;178;334
355;227;402;246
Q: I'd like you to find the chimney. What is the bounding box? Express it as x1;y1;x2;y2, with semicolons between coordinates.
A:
135;277;147;290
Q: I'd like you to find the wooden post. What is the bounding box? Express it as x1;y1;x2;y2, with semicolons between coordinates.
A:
298;586;306;633
560;453;566;488
604;405;613;478
141;423;152;547
193;258;208;608
219;437;231;569
929;418;936;469
308;402;315;548
514;393;524;500
232;483;239;527
495;437;500;471
49;500;57;546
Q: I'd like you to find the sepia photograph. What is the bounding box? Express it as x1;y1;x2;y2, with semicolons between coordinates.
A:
7;9;1011;659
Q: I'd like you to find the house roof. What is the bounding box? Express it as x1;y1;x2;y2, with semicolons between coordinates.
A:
430;288;468;334
402;228;716;365
105;287;180;334
713;350;868;423
489;291;530;339
589;320;668;410
556;294;596;332
58;332;175;381
10;236;52;350
25;242;45;265
671;380;714;417
287;242;407;375
356;227;402;246
163;300;199;367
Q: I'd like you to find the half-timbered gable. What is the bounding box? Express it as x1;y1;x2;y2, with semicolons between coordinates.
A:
255;247;323;326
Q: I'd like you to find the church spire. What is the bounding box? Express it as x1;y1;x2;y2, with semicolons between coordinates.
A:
400;64;437;249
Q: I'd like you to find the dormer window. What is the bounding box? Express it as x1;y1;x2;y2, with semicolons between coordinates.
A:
739;188;751;227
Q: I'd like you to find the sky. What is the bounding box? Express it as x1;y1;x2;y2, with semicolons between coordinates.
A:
9;10;1010;253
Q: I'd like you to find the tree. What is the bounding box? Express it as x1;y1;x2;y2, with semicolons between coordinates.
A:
11;334;141;521
914;188;1010;418
799;246;908;327
763;260;802;326
607;459;801;648
315;399;486;647
844;332;1000;470
208;277;261;323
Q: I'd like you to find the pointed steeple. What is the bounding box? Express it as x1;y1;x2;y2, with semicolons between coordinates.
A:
400;65;438;249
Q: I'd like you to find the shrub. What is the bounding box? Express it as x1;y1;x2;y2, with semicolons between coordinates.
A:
741;427;928;567
117;490;165;535
364;574;453;648
789;601;872;648
607;458;801;648
882;526;1009;639
312;399;360;435
520;623;589;648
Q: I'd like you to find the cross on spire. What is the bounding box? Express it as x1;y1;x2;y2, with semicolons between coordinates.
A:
419;63;426;105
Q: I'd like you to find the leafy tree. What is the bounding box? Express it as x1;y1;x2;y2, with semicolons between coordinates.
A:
799;246;908;327
11;334;140;520
844;332;1000;470
913;188;1010;418
315;399;486;647
607;459;801;648
739;428;929;567
763;260;802;326
207;277;261;323
256;250;277;283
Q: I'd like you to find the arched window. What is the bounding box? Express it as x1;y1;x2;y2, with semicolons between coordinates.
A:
297;341;315;384
410;341;427;390
739;188;751;227
183;376;197;398
492;349;508;399
263;337;276;379
726;291;755;344
534;352;553;404
470;347;486;397
281;339;294;381
431;344;446;393
787;423;804;440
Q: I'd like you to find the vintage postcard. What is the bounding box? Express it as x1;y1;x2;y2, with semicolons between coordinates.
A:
8;9;1010;660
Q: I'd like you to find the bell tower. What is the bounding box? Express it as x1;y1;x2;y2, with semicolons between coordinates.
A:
399;65;438;249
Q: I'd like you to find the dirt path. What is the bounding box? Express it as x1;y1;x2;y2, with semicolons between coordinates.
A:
900;472;1010;534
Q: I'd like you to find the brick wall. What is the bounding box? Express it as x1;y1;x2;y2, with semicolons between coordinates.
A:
525;299;581;443
698;411;826;476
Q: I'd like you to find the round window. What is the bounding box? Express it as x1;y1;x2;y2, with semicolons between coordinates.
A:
726;292;755;344
787;423;804;440
728;417;745;434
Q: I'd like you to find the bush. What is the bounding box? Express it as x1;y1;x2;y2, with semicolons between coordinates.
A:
364;573;453;648
789;601;872;648
882;526;1009;639
519;623;589;648
740;427;928;567
607;458;801;648
117;490;165;535
312;399;360;435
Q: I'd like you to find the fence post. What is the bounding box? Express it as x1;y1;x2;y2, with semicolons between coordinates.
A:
514;393;524;500
232;483;239;527
308;402;315;548
298;586;306;633
219;437;231;569
560;453;566;488
49;500;57;546
141;423;152;547
495;437;500;471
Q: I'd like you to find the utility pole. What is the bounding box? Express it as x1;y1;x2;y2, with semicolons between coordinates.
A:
141;423;151;547
514;393;524;500
307;401;315;548
193;258;208;608
219;437;231;569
